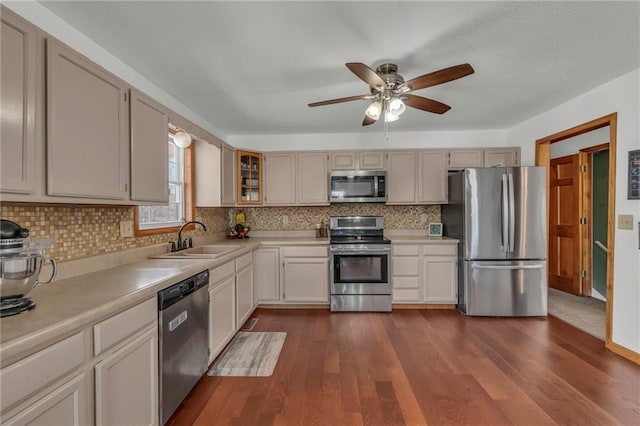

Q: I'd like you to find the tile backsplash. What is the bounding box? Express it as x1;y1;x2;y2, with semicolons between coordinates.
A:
238;204;440;231
1;204;227;261
1;203;440;262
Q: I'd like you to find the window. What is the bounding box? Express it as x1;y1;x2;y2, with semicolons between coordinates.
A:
134;132;194;236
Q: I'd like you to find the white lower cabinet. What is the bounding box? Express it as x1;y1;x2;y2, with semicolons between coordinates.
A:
94;327;158;426
255;247;280;302
391;244;421;302
209;272;236;364
3;372;90;426
392;242;458;304
282;246;329;303
93;297;158;426
235;252;254;327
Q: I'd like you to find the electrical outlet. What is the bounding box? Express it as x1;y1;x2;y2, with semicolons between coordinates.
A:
618;214;634;230
119;220;134;238
421;213;428;224
282;215;289;226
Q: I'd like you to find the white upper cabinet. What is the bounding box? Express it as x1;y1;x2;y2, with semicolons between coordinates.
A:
264;152;296;205
46;39;129;200
484;148;520;167
220;144;236;206
0;10;37;195
448;149;484;169
296;152;329;205
418;150;448;203
129;89;168;203
448;147;520;169
330;151;385;170
386;151;417;204
195;140;221;207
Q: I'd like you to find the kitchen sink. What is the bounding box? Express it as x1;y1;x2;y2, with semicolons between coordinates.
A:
150;244;243;259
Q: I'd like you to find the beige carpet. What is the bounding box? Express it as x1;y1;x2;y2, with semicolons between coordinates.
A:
208;331;286;377
548;288;606;340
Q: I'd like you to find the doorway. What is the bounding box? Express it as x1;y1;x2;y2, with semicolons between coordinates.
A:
535;113;616;347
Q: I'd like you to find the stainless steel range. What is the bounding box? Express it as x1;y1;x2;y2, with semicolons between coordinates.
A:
329;216;392;312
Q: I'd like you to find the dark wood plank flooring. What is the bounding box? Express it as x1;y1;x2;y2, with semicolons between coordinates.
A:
167;309;640;425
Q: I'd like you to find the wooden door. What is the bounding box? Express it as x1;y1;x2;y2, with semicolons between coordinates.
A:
549;154;584;295
209;276;236;363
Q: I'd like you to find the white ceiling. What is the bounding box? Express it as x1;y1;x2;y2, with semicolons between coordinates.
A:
38;1;640;136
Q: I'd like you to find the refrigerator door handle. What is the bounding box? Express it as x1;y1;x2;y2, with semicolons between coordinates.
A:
501;174;509;252
471;264;545;270
508;173;515;252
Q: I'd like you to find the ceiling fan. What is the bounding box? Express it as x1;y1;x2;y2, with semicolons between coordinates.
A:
308;62;474;126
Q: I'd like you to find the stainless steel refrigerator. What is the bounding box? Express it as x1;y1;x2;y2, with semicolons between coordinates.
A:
442;167;547;316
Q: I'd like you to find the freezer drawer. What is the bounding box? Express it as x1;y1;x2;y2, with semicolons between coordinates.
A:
463;260;547;316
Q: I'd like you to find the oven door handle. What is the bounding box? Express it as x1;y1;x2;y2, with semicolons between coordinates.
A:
330;249;391;255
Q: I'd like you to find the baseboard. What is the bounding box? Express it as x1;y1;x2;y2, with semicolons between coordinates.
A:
392;304;456;310
607;341;640;365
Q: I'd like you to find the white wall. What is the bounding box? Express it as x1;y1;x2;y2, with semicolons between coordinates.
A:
550;126;610;159
229;129;508;151
507;68;640;353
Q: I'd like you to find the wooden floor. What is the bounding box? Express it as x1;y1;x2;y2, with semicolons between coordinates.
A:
167;309;640;425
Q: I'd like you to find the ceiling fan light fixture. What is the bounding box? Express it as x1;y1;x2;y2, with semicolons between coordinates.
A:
365;101;382;120
173;129;192;148
388;97;406;116
384;110;400;123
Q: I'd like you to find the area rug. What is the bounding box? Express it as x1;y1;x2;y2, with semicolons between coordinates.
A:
208;332;286;377
548;288;606;340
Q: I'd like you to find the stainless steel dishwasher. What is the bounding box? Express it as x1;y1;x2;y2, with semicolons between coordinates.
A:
158;270;209;425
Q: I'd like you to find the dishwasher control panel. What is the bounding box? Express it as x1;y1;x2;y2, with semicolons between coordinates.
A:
158;270;209;310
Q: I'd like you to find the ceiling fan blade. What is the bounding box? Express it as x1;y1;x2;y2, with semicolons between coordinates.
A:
401;63;474;92
362;115;377;126
404;94;451;114
346;63;387;91
308;94;374;107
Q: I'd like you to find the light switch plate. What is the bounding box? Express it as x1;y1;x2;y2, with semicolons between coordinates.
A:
119;220;134;238
618;214;634;230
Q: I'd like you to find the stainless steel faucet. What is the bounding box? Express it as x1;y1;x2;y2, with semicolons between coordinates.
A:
171;221;207;252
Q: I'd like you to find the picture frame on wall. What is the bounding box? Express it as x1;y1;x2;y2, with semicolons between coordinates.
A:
428;222;443;237
629;149;640;200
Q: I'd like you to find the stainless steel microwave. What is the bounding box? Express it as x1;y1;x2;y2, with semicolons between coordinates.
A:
329;170;386;203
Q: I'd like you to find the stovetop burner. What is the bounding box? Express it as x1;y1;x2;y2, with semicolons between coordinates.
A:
0;297;36;317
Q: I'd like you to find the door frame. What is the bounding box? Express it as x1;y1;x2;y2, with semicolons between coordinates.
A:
535;113;616;348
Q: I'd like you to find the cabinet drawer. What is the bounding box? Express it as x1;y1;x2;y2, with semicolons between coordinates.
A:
235;251;253;270
392;245;420;256
1;332;85;411
93;297;155;356
422;244;457;256
281;246;328;258
392;257;420;276
211;260;235;284
393;276;420;289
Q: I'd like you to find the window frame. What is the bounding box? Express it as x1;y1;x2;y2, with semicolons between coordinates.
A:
134;134;195;237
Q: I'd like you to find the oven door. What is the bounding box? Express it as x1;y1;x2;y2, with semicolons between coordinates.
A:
330;247;391;295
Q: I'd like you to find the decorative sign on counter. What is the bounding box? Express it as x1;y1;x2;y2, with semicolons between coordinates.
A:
629;149;640;200
428;222;443;237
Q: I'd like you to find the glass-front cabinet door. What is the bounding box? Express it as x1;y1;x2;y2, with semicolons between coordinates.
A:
236;150;262;205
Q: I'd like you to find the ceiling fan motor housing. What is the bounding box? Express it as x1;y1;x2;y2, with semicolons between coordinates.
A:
375;63;405;89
